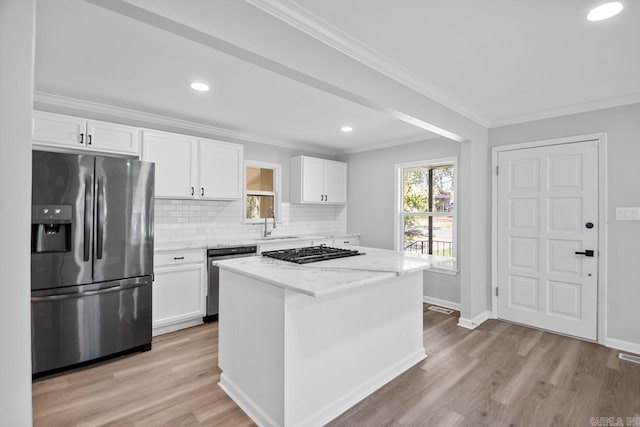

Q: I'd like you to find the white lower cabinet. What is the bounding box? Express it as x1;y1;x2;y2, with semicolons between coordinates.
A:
153;249;206;336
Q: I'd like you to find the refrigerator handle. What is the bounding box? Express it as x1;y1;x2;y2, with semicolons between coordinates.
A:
31;284;122;302
97;175;104;260
84;175;92;262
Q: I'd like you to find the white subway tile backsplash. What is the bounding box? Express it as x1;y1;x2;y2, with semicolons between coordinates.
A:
154;200;347;245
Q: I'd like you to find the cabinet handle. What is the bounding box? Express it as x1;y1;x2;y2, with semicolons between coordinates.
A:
320;194;323;201
325;194;328;202
80;133;84;144
191;187;194;196
173;256;185;260
201;187;204;196
88;134;92;145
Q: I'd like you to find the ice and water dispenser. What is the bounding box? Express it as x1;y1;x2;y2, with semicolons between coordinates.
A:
31;205;72;253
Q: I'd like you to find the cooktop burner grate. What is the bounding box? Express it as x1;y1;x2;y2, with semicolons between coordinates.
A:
261;246;363;264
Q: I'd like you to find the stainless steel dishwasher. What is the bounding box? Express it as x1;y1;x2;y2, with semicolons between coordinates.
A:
206;245;258;321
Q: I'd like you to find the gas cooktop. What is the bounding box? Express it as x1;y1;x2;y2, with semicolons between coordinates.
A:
261;246;364;264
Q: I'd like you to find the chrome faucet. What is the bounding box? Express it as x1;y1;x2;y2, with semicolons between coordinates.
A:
263;208;276;237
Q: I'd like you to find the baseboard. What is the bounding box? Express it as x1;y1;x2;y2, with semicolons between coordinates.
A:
457;310;492;330
300;348;427;427
423;296;461;311
605;337;640;356
219;374;281;427
152;318;203;337
220;349;426;427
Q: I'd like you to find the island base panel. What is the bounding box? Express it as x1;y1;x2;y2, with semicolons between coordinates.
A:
218;270;425;427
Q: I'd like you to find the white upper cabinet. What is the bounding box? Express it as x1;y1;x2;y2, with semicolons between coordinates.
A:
290;155;347;204
32;112;86;148
142;131;195;199
85;120;140;156
141;130;243;200
197;138;243;200
323;159;347;204
32;111;140;156
301;156;325;203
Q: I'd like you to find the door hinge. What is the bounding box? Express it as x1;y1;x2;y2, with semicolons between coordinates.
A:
495;287;499;297
496;165;499;175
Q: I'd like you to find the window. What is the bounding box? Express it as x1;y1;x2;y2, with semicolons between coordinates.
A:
396;158;457;258
244;161;281;222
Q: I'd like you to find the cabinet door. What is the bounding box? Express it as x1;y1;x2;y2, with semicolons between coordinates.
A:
152;263;206;328
32;111;86;149
86;120;140;156
142;131;196;199
198;139;243;199
301;156;325;203
323;160;347;204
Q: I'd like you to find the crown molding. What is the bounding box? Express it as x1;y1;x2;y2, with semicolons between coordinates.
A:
245;0;492;128
490;93;640;128
33;91;337;156
338;134;443;155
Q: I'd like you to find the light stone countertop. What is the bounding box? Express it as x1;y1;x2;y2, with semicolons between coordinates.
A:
154;233;360;252
214;246;452;297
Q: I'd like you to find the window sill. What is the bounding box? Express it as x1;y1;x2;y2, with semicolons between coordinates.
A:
242;219;281;225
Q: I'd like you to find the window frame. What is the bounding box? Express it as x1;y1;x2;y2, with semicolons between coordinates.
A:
394;157;458;262
242;160;282;224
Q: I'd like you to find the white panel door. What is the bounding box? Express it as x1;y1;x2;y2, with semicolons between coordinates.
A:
198;139;243;199
86;120;140;156
497;141;598;339
301;156;325;203
32;111;86;148
142;131;195;199
323;160;347;204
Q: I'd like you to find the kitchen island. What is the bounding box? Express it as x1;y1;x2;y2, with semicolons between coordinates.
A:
215;247;445;427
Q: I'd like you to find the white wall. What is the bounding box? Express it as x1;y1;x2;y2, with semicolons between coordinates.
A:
489;102;640;348
340;138;461;304
0;0;35;424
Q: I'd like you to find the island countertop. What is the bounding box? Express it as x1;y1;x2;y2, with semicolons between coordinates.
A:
214;246;451;297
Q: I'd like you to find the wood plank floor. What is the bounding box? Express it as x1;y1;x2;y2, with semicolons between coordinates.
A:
33;307;640;426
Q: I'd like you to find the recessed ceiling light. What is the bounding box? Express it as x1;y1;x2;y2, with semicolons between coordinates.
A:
190;82;210;92
587;2;623;21
341;126;353;133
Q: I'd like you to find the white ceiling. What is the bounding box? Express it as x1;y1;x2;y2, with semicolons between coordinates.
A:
259;0;640;126
35;0;640;153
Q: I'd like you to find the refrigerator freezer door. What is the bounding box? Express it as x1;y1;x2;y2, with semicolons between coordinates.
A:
31;276;152;374
92;157;154;282
31;151;94;290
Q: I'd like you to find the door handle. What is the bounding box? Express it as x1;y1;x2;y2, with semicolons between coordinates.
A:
31;284;122;302
96;176;105;260
83;175;92;262
575;250;594;257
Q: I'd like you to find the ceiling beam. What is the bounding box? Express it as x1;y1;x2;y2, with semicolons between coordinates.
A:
85;0;465;143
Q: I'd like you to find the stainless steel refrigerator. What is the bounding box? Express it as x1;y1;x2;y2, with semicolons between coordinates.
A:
31;151;155;375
